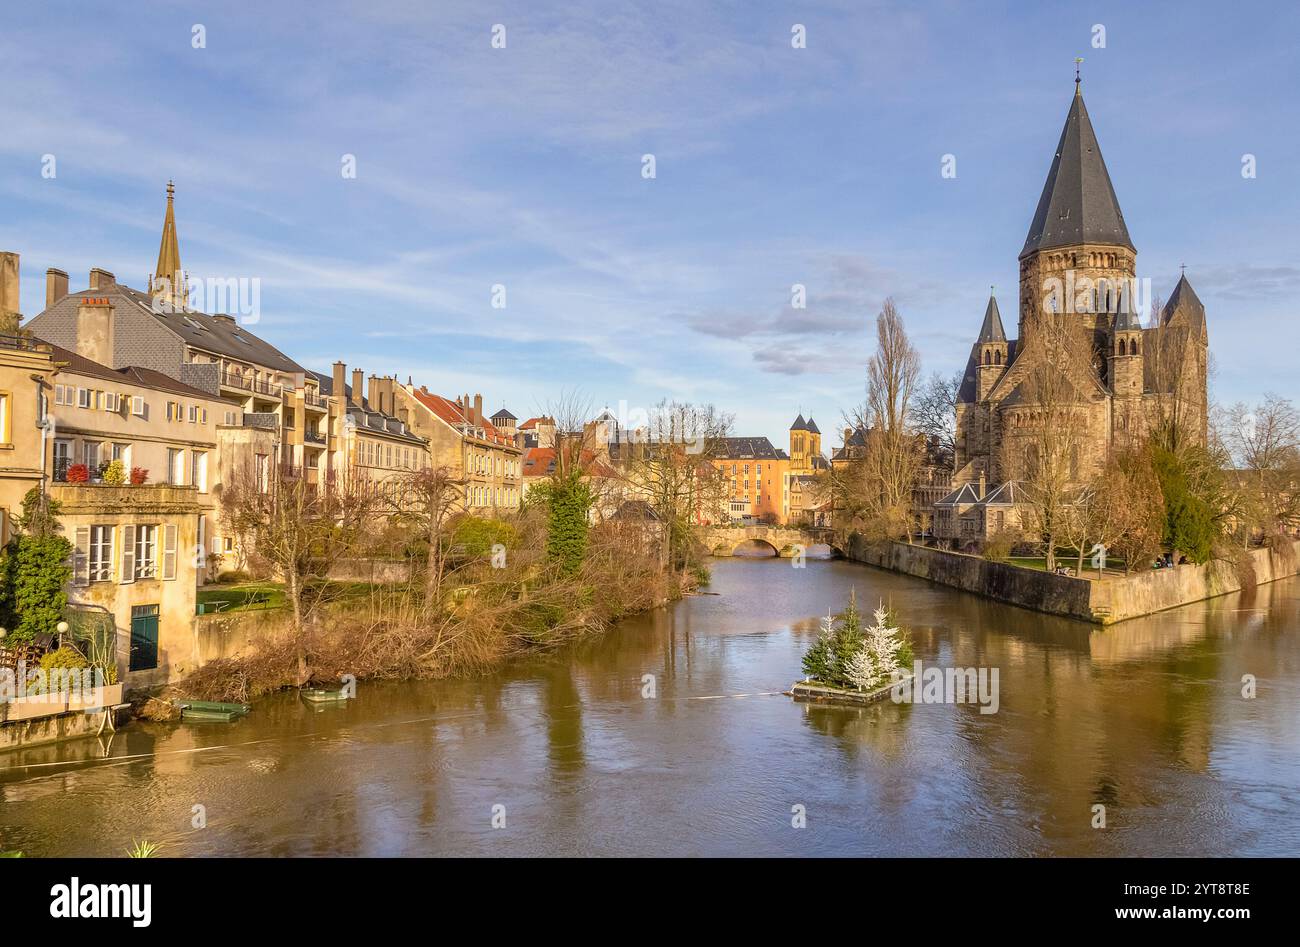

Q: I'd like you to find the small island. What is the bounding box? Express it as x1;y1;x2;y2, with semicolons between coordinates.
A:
790;596;915;706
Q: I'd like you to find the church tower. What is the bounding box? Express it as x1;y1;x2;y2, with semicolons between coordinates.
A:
150;181;188;311
1018;73;1135;348
975;292;1008;401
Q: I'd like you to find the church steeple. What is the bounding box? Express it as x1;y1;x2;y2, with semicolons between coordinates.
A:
151;180;187;310
977;291;1006;343
1020;83;1133;258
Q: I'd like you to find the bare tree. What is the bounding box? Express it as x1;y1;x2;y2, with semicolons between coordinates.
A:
835;299;923;541
1016;311;1092;571
1220;394;1300;541
221;462;376;683
911;369;961;469
387;466;467;616
619;400;732;571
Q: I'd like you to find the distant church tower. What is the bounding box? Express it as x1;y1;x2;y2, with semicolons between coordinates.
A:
789;414;821;473
150;181;188;311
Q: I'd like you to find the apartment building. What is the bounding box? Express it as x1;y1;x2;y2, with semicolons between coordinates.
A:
708;437;790;524
25;185;339;486
314;364;430;499
394;385;523;513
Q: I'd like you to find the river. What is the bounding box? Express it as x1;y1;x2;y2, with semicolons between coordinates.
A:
3;557;1299;857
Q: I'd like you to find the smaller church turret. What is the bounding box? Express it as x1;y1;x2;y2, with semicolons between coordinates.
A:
975;292;1008;401
1108;284;1143;400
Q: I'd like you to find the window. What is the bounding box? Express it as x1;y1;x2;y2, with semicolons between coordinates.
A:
224;410;237;426
78;388;91;408
89;525;114;582
83;441;100;471
104;392;120;412
192;451;208;492
168;448;184;485
132;395;146;417
54;440;72;481
135;525;158;579
189;405;198;423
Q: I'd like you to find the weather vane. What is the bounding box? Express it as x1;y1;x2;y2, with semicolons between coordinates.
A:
1074;57;1084;88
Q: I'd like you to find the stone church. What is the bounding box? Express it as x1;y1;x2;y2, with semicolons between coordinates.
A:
937;78;1209;543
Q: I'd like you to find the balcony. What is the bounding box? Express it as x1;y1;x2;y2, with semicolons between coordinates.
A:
0;334;53;354
220;370;281;398
304;430;326;447
303;389;327;412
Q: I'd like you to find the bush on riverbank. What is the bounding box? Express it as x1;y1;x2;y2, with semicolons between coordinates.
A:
173;506;687;703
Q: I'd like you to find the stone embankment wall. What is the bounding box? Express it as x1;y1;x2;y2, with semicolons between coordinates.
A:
844;536;1300;625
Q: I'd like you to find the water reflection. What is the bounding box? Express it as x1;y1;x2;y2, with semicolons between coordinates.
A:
2;558;1298;857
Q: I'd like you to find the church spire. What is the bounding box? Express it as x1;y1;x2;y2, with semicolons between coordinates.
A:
151;180;186;310
1020;81;1133;258
977;291;1006;343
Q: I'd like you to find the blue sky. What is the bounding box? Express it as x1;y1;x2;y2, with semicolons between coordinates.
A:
2;0;1297;448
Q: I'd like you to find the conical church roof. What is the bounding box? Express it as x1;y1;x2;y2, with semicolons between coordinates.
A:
1021;85;1133;258
977;294;1006;343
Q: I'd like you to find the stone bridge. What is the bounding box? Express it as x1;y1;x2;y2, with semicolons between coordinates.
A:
702;525;841;558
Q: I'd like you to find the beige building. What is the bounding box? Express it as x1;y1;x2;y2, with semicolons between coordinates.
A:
313;364;431;500
394;384;522;514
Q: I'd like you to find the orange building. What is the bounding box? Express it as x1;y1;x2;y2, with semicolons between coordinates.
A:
708;437;790;524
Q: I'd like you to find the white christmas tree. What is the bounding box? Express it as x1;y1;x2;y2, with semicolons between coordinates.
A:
843;645;879;691
865;601;904;681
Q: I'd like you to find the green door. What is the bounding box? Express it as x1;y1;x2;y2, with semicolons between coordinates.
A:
129;605;160;671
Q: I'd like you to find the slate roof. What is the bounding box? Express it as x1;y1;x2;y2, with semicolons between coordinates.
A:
977;294;1007;343
1021;88;1133;257
1162;273;1207;335
48;343;226;402
309;370;427;446
710;436;788;460
31;282;305;375
789;413;808;431
491;407;517;421
804;416;821;435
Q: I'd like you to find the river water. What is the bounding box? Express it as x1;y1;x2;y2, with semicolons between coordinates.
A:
3;558;1298;857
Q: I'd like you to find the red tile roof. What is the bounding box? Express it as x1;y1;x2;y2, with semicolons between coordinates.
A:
522;447;617;479
409;386;516;447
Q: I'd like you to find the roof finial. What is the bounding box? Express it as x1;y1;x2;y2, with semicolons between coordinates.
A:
1074;57;1084;94
990;284;995;296
166;179;175;200
1180;262;1186;275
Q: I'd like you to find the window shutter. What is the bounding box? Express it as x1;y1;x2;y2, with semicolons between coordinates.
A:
73;526;90;586
162;524;178;580
120;525;136;584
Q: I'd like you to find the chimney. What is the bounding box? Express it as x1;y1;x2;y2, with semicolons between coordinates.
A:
351;369;364;407
213;313;236;326
46;268;69;309
88;268;116;290
367;374;380;412
381;376;395;416
398;407;409;425
332;361;346;403
474;394;484;426
978;470;986;500
0;252;19;334
76;297;116;366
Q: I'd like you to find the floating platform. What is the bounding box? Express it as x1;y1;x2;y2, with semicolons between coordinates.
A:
788;674;914;707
